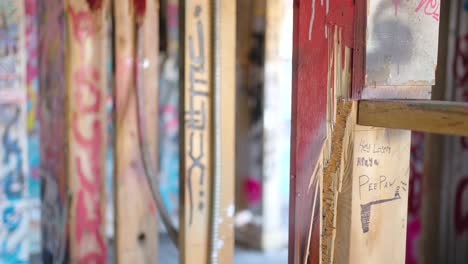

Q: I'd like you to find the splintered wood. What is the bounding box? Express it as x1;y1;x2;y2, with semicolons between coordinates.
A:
114;0;159;262
291;0;440;263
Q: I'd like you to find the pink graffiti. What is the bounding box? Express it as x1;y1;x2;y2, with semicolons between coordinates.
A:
455;177;468;235
453;35;468;87
461;137;468;150
392;0;403;15
405;218;421;264
244;177;261;204
415;0;440;21
73;66;106;263
25;0;38;84
68;7;96;44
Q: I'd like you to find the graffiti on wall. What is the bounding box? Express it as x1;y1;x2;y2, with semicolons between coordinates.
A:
68;4;106;262
0;1;22;90
24;0;41;254
0;1;30;262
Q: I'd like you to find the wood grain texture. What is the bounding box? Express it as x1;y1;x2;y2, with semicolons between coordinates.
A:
65;0;108;262
329;102;412;264
180;0;213;263
114;0;159;262
210;0;236;262
364;0;440;89
290;1;355;263
38;0;68;261
343;126;411;264
358;100;468;137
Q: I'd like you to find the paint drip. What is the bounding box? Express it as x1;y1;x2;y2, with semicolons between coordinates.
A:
133;0;147;19
86;0;103;11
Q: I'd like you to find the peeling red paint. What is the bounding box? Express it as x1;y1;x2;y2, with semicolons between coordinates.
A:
86;0;103;11
290;1;357;263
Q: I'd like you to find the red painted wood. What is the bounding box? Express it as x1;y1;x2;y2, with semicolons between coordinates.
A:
290;0;358;262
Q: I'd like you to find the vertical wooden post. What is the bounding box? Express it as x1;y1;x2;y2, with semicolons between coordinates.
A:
290;0;440;263
0;1;30;262
430;0;468;262
180;0;235;262
114;0;159;262
38;0;68;262
66;0;108;262
211;0;236;261
180;0;213;262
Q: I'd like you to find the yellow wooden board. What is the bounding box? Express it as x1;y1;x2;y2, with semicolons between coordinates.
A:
65;0;108;262
181;0;213;263
334;123;411;264
114;0;159;262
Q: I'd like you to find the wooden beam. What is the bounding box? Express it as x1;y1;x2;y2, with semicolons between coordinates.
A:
38;0;68;261
211;0;236;261
66;0;108;262
180;0;213;263
290;1;356;263
358;100;468;137
180;0;235;261
114;0;159;262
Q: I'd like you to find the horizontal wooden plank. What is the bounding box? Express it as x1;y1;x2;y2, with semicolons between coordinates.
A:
358;100;468;137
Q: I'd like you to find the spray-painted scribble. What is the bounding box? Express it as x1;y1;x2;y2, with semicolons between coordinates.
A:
415;0;440;21
0;203;29;263
0;104;25;201
0;2;21;90
0;1;30;262
68;4;106;262
25;0;41;254
72;67;106;263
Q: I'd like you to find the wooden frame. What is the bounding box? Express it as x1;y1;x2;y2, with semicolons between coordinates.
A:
290;0;444;263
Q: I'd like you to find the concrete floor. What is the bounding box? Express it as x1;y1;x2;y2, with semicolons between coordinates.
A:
158;234;288;264
31;234;288;263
